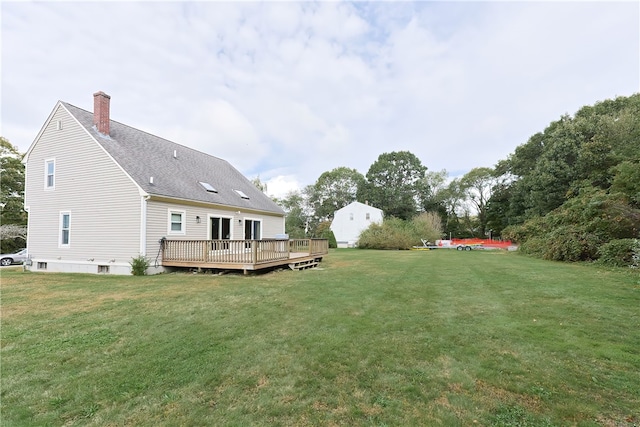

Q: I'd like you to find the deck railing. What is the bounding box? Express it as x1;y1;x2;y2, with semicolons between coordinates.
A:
162;238;328;266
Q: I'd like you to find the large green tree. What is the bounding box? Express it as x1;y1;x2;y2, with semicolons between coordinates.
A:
274;190;309;239
493;93;640;261
493;93;640;227
1;137;27;252
459;167;498;237
306;167;365;221
434;178;468;238
358;151;427;220
419;169;448;217
1;137;26;225
611;160;640;207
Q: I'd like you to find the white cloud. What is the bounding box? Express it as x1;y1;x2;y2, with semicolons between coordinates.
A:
159;99;265;172
2;1;638;197
265;175;302;200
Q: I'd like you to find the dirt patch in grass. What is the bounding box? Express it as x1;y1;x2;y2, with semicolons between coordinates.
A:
1;272;231;320
596;414;638;427
475;379;542;412
1;289;144;319
359;402;383;417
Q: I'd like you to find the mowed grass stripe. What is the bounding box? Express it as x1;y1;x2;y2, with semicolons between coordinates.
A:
1;249;638;426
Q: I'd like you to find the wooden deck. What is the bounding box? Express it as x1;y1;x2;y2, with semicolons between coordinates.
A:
161;238;329;273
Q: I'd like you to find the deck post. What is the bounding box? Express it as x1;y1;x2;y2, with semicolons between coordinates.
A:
252;241;258;264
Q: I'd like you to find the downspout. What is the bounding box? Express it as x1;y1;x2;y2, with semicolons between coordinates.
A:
140;195;150;255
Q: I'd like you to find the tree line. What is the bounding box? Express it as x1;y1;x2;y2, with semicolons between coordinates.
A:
272;153;506;243
2;93;638;264
273;93;640;265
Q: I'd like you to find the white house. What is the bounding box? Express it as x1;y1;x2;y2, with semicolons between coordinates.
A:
22;91;285;275
330;201;383;248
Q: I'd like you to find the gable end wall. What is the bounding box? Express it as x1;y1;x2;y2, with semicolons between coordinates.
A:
24;105;142;273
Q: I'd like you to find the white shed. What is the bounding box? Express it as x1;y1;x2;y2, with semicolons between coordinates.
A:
330;201;383;248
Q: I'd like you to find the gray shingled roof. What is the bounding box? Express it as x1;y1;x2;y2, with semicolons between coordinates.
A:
62;102;284;215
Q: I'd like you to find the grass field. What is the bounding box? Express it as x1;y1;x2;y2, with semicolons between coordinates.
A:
1;249;639;426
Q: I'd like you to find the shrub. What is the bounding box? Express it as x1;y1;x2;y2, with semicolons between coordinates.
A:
358;217;415;250
519;226;601;262
544;227;600;262
130;255;150;276
502;216;548;244
327;232;337;249
518;236;548;258
315;221;338;248
410;212;443;244
598;239;640;267
357;213;443;250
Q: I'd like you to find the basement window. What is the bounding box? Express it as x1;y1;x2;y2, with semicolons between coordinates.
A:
199;182;218;193
37;262;48;270
234;189;250;199
98;265;110;274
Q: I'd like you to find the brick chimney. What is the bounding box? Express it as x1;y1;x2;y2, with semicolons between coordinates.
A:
93;91;111;135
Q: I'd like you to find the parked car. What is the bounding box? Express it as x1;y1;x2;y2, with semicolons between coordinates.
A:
0;248;28;266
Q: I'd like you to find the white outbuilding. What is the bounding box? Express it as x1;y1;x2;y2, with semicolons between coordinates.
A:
330;201;384;248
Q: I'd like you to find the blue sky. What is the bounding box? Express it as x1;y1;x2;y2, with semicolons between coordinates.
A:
2;1;638;198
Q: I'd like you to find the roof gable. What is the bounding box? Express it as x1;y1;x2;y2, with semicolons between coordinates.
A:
335;201;383;214
61;102;283;215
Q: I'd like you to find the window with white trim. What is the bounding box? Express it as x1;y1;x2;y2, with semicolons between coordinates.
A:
168;210;186;234
45;159;55;189
60;212;70;247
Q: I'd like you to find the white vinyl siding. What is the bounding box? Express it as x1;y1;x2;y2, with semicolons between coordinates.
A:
24;105;142;262
145;199;285;262
331;201;384;247
259;214;285;238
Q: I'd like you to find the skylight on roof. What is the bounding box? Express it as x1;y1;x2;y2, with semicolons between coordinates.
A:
234;189;250;199
199;182;218;193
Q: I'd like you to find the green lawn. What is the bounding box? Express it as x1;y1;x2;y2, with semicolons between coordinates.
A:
1;249;639;426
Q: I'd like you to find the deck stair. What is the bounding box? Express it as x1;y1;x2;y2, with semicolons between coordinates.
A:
288;258;320;271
